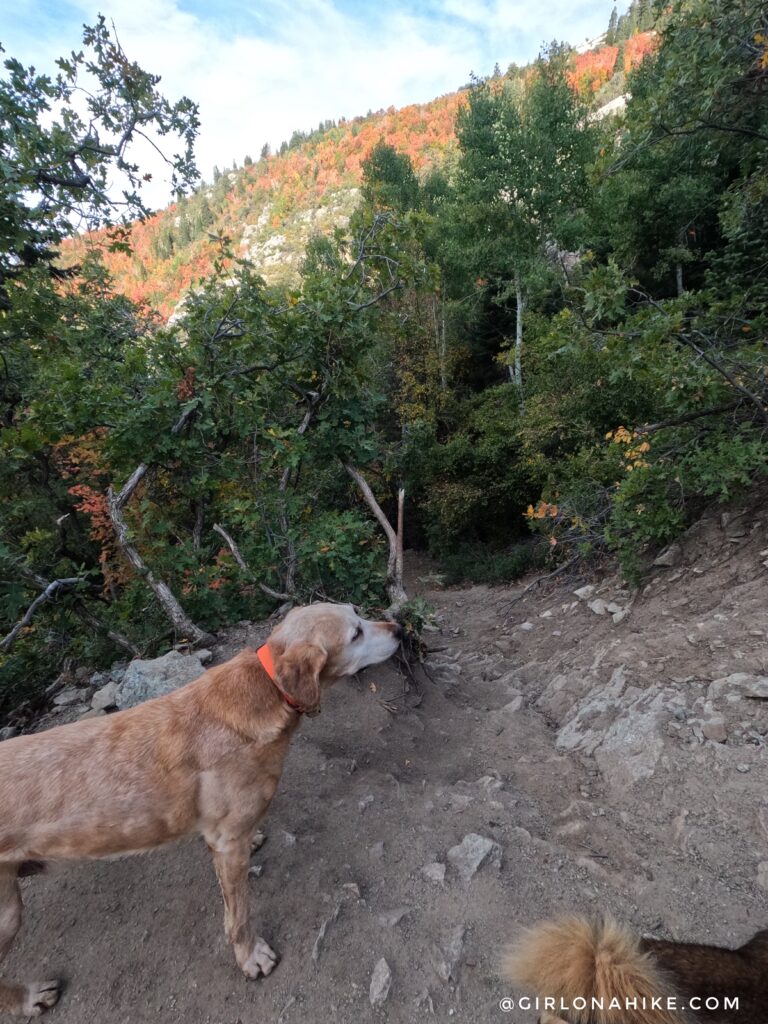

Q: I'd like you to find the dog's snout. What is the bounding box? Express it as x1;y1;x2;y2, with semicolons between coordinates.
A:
392;622;404;640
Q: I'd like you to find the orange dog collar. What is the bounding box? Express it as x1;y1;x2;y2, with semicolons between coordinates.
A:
257;644;306;714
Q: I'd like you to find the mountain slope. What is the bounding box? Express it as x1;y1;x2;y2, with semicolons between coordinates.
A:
77;32;655;317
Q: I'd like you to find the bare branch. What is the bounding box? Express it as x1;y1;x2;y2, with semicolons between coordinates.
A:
344;464;407;609
212;523;291;602
636;400;742;435
1;577;85;654
107;486;212;644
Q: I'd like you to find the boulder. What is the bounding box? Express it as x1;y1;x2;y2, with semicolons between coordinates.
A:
117;649;212;709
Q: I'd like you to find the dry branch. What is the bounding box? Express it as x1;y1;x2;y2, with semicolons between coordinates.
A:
212;523;291;602
108;483;212;645
1;577;85;653
344;464;407;609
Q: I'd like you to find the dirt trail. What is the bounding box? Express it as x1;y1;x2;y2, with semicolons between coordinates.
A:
5;505;768;1023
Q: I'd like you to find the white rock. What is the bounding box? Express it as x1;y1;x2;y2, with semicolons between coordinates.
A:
53;687;84;706
117;649;210;709
369;957;393;1008
447;833;502;881
574;585;596;600
421;862;446;884
587;599;609;616
91;680;119;711
653;543;682;567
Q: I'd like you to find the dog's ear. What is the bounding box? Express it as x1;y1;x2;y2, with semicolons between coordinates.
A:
273;641;327;714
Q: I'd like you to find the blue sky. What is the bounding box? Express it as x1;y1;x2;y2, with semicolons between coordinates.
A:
3;0;622;208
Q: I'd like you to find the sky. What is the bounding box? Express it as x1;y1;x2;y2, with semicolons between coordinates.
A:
4;0;622;209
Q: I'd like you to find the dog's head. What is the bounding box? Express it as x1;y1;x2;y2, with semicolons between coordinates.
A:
265;603;402;714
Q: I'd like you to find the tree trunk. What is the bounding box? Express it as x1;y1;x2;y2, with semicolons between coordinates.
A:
513;270;525;409
344;464;408;611
676;262;684;298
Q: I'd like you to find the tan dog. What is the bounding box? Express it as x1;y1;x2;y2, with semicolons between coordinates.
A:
0;603;401;1016
502;915;768;1024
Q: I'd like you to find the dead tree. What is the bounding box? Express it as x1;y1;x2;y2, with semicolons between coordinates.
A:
344;464;407;610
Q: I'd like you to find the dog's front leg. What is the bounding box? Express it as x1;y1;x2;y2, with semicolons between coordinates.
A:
209;837;278;979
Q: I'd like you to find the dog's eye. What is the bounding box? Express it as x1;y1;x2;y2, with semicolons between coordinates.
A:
352;626;363;641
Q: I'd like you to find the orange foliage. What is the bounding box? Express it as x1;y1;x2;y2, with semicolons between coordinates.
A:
64;35;655;317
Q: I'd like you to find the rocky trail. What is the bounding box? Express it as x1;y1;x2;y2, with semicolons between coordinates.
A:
4;499;768;1023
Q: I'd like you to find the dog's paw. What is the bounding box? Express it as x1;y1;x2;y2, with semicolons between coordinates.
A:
23;980;61;1016
241;937;278;979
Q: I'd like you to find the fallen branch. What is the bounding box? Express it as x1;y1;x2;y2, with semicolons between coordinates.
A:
636;400;741;434
344;464;407;609
72;602;141;657
1;577;85;653
108;484;212;645
212;523;291;602
503;555;580;614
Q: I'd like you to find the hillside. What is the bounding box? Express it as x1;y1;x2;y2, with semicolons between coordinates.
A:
76;32;655;316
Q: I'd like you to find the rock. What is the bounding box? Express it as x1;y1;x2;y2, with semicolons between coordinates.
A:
587;599;609;616
447;833;501;881
358;794;375;812
574;585;596;600
282;831;297;846
369;841;385;860
516;621;534;632
377;906;410;928
117;649;210;709
431;925;465;984
248;864;263;879
702;713;727;744
250;830;266;852
612;608;629;625
421;862;446;885
75;665;91;684
500;695;523;713
758;862;768;892
91;680;119;711
369;957;392;1008
415;988;435;1014
0;726;18;741
708;673;768;701
312;903;341;964
53;686;84;707
79;708;106;720
654;543;682;567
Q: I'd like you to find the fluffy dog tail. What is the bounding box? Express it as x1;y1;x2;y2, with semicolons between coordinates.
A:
501;916;688;1024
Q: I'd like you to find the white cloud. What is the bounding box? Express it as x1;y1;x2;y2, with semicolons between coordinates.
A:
4;0;621;209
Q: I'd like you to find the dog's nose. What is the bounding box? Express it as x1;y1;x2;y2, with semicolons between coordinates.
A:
393;622;404;640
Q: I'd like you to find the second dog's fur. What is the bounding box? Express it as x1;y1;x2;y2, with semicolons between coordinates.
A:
502;915;768;1023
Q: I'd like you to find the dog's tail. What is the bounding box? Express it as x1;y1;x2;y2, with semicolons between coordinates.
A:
501;916;688;1024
